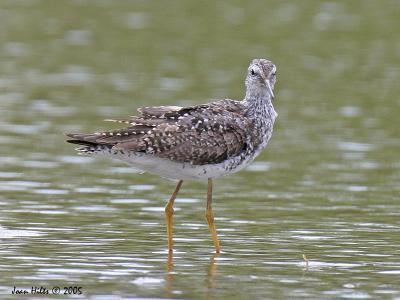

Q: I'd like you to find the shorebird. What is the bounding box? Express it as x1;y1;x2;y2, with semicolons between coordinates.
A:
66;58;277;253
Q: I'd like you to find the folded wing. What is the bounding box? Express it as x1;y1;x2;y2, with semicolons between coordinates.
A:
66;100;251;165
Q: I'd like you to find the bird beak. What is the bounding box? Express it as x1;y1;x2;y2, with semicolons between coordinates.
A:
265;79;274;99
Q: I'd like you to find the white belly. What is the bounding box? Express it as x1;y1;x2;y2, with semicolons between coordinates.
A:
93;150;256;180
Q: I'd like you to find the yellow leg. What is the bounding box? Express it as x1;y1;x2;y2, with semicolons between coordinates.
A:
206;178;221;253
165;180;183;252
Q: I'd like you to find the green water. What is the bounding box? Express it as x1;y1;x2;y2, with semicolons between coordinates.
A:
1;1;399;299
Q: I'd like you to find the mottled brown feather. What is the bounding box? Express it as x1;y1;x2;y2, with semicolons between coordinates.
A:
66;99;251;165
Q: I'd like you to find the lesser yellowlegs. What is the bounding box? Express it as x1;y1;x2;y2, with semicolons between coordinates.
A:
66;58;278;253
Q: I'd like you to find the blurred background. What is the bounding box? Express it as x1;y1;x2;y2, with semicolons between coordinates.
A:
0;0;399;299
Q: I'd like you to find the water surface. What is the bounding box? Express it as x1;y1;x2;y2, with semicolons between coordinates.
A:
1;1;399;299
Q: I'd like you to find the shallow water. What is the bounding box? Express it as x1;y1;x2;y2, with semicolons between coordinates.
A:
1;1;400;299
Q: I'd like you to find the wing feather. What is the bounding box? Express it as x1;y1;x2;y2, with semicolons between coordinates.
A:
66;99;251;165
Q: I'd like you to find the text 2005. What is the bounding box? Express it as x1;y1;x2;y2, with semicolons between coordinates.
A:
63;287;82;295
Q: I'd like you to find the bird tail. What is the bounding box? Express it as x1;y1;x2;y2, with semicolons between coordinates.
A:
65;133;105;154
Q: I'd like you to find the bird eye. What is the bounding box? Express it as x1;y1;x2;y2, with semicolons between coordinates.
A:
251;69;256;76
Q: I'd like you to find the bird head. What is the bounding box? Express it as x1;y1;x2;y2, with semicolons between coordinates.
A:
246;59;277;99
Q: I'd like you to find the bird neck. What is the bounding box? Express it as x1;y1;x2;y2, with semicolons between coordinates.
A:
244;87;275;119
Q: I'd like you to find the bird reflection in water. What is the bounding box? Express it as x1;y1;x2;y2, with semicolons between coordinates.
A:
206;253;219;299
165;251;174;298
165;252;220;298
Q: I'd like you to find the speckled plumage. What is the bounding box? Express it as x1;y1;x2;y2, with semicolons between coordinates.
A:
66;59;278;180
67;58;278;253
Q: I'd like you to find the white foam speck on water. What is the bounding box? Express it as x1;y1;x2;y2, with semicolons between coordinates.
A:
38;268;99;275
131;277;164;285
33;189;70;195
0;172;23;178
74;187;108;193
174;237;204;242
325;291;371;299
142;207;181;212
1;180;49;188
378;270;400;275
230;220;257;224
245;161;272;172
6;256;50;261
264;260;363;269
289;230;335;241
291;235;335;241
180;223;205;230
128;185;155;191
111;198;151;204
337;142;375;152
34;210;68;215
0;225;43;238
175;198;199;203
346;185;368;192
340;106;361;117
72;205;118;212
